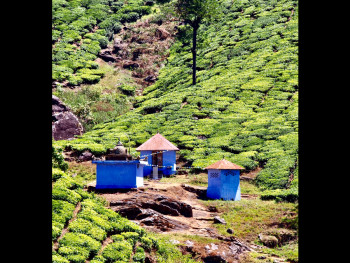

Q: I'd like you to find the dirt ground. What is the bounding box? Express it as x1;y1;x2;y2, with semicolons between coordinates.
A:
88;179;259;262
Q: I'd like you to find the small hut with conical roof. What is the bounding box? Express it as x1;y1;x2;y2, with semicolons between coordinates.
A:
205;159;244;200
136;132;179;177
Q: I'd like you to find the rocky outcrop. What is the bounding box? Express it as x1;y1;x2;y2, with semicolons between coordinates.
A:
78;151;94;162
181;184;207;199
258;234;279;248
109;192;193;231
52;95;84;141
98;48;116;62
214;216;227;225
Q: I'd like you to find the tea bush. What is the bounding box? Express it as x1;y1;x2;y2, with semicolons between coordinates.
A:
52;185;82;205
52;199;76;224
101;240;133;262
133;246;146;262
58;232;101;256
52;0;153;85
260;188;298;203
57;246;90;263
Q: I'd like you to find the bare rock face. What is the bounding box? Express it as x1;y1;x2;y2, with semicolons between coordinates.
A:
98;48;116;62
52;95;83;141
78;151;94;162
109;193;193;231
258;234;279;248
214;216;227;225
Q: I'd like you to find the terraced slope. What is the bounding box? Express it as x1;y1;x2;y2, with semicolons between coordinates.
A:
55;0;298;192
52;150;199;263
52;0;153;87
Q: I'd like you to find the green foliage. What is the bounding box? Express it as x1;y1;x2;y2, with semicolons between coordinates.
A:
68;218;107;241
52;145;68;171
101;241;133;262
140;236;159;251
121;231;140;246
52;184;82;205
58;246;90;263
260;188;298;203
52;168;66;181
133;246;146;262
53;254;70;263
58;232;101;256
52;0;153;85
52;199;76;224
118;84;136;96
55;175;84;190
155;237;199;263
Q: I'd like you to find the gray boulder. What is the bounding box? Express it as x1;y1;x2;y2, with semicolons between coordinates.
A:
258;234;279;248
52;95;84;141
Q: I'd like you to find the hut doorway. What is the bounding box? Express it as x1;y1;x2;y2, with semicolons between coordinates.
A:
152;151;163;179
152;151;163;167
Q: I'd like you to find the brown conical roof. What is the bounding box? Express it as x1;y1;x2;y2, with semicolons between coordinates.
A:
205;159;244;170
136;133;179;151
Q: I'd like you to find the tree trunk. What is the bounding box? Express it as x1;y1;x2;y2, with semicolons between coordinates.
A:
192;24;198;85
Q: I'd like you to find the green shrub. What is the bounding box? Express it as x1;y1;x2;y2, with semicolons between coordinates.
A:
101;241;133;262
118;84;136;96
58;246;90;263
58;232;101;255
52;199;76;224
52;186;82;205
260;188;298;203
111;234;124;242
133;247;146;262
52;145;68;171
55;175;83;190
90;255;107;263
121;232;139;246
77;208;114;232
52;168;66;181
52;254;70;263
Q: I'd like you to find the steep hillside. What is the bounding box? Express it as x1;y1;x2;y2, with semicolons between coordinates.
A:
54;0;298;193
52;0;153;87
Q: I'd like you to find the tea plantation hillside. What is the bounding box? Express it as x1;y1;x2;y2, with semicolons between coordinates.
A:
52;0;153;87
54;0;298;197
52;147;199;263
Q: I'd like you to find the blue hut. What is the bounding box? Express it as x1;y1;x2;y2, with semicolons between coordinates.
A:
136;132;179;178
92;140;147;189
205;159;244;200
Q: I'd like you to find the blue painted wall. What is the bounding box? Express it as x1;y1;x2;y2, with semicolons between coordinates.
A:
140;150;176;176
162;151;176;176
92;160;146;189
207;169;241;200
140;150;153;177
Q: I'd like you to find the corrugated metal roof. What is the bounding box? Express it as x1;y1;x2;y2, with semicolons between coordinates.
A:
205;159;244;170
136;133;179;151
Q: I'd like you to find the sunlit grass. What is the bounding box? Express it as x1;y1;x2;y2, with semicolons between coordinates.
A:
200;199;297;242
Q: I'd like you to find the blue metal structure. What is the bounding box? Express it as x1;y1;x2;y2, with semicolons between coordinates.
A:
205;159;244;201
92;160;147;189
207;169;241;200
